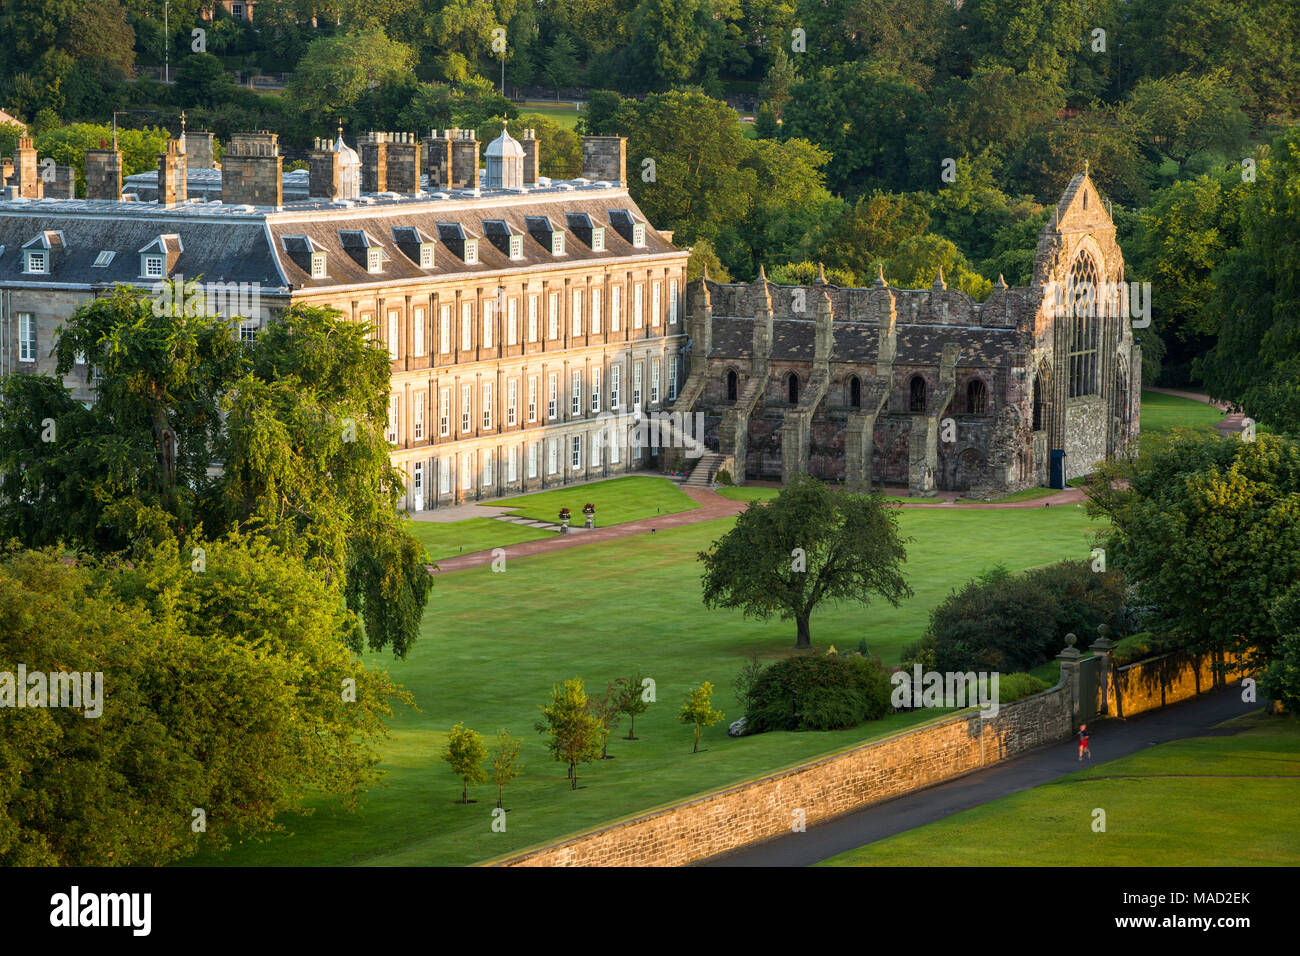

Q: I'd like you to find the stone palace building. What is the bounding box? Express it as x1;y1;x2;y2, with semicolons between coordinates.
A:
673;172;1141;496
0;125;688;511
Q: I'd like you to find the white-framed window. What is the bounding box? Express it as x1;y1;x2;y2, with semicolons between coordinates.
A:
651;358;661;405
592;227;605;252
590;429;601;467
440;305;451;353
527;295;539;343
611;427;621;464
611;285;621;332
528;376;538;423
483;450;493;486
367;248;383;273
420;244;433;268
482;301;493;349
461;384;472;433
142;254;162;278
439;388;450;437
413;307;426;356
482;382;493;429
652;281;661;328
547;373;558;420
413;462;424;510
509;235;523;260
611;363;621;409
461;302;473;351
571;434;582;470
414;391;425;440
591;367;601;413
311;253;327;279
528;442;538;478
668;357;678;400
633;362;643;408
440;458;451;494
572;289;583;336
507;297;518;346
464;239;479;265
633;223;646;247
18;313;36;362
462;454;472;490
633;283;644;329
547;438;558;475
388;311;400;359
669;280;679;324
571;369;582;416
507;379;518;427
239;321;258;345
386;395;399;444
547;292;559;340
592;288;602;334
507;446;518;482
551;233;565;256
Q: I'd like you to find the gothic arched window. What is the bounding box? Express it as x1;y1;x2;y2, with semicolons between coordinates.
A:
726;369;737;401
967;379;987;414
1067;253;1101;398
849;375;861;408
1033;375;1046;431
788;373;800;405
908;375;926;413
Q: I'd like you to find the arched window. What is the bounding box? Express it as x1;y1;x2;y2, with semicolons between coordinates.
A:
1033;375;1046;431
849;375;861;408
967;379;987;415
726;369;737;401
1067;253;1100;398
908;376;926;413
787;373;799;405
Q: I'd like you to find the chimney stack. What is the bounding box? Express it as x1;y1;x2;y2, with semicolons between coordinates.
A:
581;135;626;185
521;127;540;186
15;137;42;199
221;131;282;207
450;128;479;189
49;165;76;199
185;131;215;169
85;144;123;200
360;131;388;193
158;138;188;207
1;157;13;187
309;131;361;201
422;129;453;189
385;131;421;194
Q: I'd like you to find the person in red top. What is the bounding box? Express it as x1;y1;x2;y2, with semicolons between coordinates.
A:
1078;723;1091;761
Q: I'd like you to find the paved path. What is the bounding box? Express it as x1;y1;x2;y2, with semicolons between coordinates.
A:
1144;385;1242;436
699;687;1256;867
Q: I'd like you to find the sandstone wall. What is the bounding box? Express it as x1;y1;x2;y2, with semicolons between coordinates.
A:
1109;651;1252;719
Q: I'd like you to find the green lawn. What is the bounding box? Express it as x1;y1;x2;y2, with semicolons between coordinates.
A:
1139;389;1226;437
821;713;1300;866
517;105;582;131
405;517;553;563
193;503;1101;867
717;486;936;505
483;475;697;526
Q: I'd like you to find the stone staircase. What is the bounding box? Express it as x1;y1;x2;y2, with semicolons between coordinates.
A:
684;452;730;487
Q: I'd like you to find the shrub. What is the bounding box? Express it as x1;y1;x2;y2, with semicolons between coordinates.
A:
745;654;892;732
996;673;1051;703
714;468;733;485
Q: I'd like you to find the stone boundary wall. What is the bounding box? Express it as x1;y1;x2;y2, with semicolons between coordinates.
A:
1110;650;1252;719
492;682;1073;867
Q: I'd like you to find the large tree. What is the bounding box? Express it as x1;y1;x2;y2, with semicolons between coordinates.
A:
699;474;912;648
0;284;432;657
286;28;416;128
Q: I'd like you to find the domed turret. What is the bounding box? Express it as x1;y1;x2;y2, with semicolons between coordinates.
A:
486;122;525;189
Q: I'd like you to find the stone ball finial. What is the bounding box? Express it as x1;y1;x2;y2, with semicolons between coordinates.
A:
1065;633;1077;647
1097;623;1110;638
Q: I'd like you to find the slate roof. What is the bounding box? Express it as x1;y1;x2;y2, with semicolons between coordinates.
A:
0;184;680;293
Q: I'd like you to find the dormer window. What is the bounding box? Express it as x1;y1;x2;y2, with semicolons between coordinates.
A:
284;234;328;279
368;248;383;273
525;215;565;257
609;209;646;247
24;250;47;274
340;229;385;272
465;239;478;264
483;220;523;261
137;234;181;279
436;222;480;264
565;213;604;252
509;235;523;259
144;255;164;277
22;230;66;275
592;227;605;252
420;245;433;268
551;233;564;256
392;226;436;269
633;223;645;247
311;252;327;279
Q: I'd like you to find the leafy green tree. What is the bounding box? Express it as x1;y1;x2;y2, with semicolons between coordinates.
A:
62;0;135;74
1089;432;1300;673
587;682;622;758
0;285;432;657
950;0;1089;92
536;677;604;789
489;730;523;809
0;535;408;866
1128;70;1249;178
679;681;724;753
287;28;416;128
1008;103;1149;205
175;51;236;109
884;233;992;300
33;123;171;194
811;190;929;284
699;473;913;648
614;670;651;739
624;0;712;91
758;45;795;121
542;33;579;100
443;723;489;803
792;0;947;83
1262;584;1300;714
